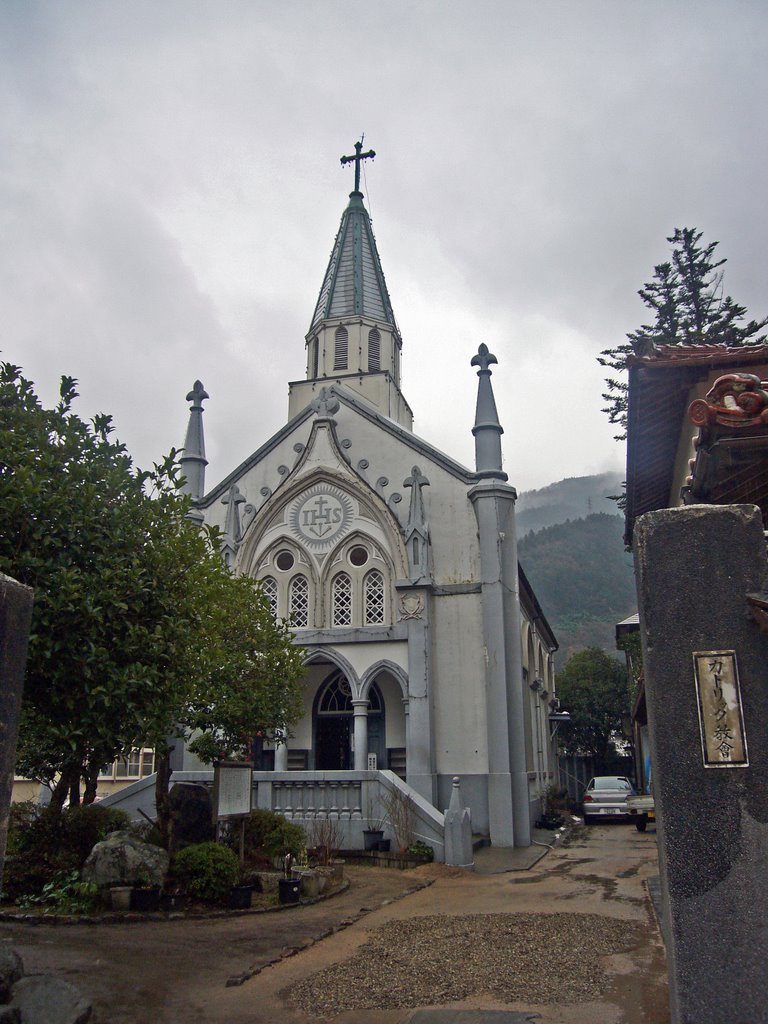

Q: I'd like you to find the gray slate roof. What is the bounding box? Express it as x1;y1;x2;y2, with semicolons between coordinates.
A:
309;191;398;333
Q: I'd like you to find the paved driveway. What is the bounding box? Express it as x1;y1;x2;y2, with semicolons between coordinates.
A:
0;824;669;1023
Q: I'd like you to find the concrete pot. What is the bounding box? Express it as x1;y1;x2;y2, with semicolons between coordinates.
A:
110;886;132;911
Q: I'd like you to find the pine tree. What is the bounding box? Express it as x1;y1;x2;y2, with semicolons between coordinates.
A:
599;228;768;439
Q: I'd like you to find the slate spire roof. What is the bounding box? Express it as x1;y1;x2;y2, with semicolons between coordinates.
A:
308;188;398;334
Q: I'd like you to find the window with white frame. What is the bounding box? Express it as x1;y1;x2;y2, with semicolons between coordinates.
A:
289;574;309;627
261;575;278;618
99;748;155;781
256;546;315;626
331;572;353;626
326;540;391;628
364;569;385;624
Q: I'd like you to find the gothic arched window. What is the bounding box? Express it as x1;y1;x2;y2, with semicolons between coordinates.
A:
334;326;348;370
261;576;278;619
289;574;309;627
368;328;381;372
332;572;352;626
364;569;385;624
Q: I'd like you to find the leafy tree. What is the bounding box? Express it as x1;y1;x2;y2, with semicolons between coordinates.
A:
555;647;630;773
599;228;768;439
0;364;304;826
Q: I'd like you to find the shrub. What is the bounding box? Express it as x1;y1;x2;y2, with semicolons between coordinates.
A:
3;803;130;903
405;840;434;862
223;809;307;866
240;808;286;852
261;818;307;862
173;842;240;903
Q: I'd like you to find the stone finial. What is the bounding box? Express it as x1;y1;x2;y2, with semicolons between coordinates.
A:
311;387;340;419
186;379;209;409
221;483;246;563
403;466;430;530
180;381;209;501
403;466;431;578
470;344;506;481
470;343;498;374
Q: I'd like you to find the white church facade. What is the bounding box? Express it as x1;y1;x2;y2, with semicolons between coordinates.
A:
178;146;558;847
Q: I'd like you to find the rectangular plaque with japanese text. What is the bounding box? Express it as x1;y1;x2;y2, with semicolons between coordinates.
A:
692;651;749;768
212;761;253;821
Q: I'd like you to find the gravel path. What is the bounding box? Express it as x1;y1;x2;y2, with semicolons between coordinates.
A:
287;911;640;1017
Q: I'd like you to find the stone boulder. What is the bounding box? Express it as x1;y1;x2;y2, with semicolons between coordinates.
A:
10;977;91;1024
82;830;168;891
169;783;214;849
0;949;22;1003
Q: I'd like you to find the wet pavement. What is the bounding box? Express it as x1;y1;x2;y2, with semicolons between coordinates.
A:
0;822;669;1023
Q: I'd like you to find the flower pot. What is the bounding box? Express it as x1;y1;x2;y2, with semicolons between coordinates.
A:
159;891;188;912
377;839;391;852
363;829;384;851
110;886;133;911
278;877;301;904
130;886;161;912
299;871;320;898
228;885;253;910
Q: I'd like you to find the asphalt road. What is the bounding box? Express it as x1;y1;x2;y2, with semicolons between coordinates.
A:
0;823;669;1023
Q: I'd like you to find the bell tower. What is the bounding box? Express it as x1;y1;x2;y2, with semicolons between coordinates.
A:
288;141;413;429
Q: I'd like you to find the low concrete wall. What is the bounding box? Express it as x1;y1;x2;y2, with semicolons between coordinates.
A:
101;769;446;861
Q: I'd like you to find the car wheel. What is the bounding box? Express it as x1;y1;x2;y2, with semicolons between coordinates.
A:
635;817;647;832
583;814;594;825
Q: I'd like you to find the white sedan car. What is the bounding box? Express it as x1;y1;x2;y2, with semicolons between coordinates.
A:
582;776;636;823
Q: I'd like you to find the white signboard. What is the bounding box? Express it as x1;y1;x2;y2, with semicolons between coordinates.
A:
212;761;253;820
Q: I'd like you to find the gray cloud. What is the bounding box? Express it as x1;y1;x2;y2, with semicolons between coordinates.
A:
2;1;766;491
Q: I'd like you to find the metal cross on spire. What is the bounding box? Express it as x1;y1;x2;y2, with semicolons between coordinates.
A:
340;137;376;193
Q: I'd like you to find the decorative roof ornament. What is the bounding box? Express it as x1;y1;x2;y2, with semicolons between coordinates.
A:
311;387;340;419
180;380;209;501
340;136;376;195
403;465;431;579
471;344;507;481
221;483;246;568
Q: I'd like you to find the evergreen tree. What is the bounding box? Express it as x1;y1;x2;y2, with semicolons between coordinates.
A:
599;228;768;439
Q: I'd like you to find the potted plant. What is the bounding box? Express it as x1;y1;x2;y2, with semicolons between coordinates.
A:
130;870;161;911
110;885;133;911
277;853;301;904
228;881;253;909
159;888;188;912
363;798;385;850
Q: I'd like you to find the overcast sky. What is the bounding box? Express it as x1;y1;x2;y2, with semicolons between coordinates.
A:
2;1;766;494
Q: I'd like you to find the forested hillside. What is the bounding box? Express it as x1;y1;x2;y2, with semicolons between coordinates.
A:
518;512;636;668
516;471;623;536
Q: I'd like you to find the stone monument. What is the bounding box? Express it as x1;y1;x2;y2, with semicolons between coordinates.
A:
633;504;768;1024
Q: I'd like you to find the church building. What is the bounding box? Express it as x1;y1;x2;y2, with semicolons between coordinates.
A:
179;144;558;848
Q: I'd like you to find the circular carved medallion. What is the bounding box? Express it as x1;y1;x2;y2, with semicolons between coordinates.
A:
289;485;354;550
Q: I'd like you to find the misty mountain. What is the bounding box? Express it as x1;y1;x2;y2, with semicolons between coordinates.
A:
516;471;624;537
518;510;636;669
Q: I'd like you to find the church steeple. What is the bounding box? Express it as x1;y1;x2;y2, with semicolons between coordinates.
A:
288;141;413;430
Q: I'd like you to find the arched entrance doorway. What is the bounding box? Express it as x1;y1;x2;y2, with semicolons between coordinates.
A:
313;671;384;770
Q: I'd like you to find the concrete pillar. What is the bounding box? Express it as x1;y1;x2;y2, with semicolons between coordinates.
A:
352;699;369;770
634;504;768;1024
470;481;529;847
274;732;288;772
397;584;436;805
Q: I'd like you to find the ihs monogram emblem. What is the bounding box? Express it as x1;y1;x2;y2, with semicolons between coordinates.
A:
289;485;354;550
